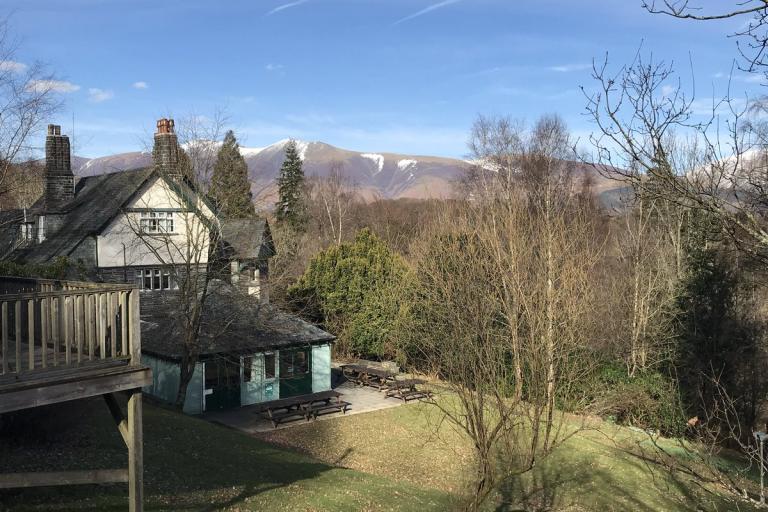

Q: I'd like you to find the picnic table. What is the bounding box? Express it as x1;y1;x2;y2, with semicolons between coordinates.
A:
340;364;397;390
258;390;350;428
385;378;431;402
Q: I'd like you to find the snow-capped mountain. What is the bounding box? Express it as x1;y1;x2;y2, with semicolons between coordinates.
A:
72;138;625;205
74;139;467;201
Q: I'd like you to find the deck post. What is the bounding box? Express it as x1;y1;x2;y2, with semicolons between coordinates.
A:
127;389;143;512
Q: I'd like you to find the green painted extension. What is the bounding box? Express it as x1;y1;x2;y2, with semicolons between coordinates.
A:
143;343;333;413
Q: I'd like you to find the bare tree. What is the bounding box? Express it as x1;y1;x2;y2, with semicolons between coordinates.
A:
401;115;601;510
124;114;230;407
612;197;680;376
583;51;768;263
642;1;768;74
308;161;358;246
0;17;61;210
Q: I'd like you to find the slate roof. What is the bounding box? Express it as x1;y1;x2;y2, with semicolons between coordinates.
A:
141;280;335;361
10;168;155;264
0;209;24;260
219;218;275;261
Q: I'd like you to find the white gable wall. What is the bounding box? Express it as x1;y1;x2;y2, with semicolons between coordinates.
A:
97;175;215;268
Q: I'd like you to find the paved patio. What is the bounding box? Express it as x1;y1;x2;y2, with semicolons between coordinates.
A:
203;378;405;433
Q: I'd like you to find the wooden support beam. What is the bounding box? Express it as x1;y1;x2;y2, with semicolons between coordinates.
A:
120;292;128;356
0;469;128;489
41;297;48;369
0;367;151;414
129;290;141;366
2;302;8;374
28;298;35;371
64;296;71;366
14;301;21;375
127;390;144;512
103;393;129;446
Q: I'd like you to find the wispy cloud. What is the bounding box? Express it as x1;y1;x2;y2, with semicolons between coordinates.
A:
132;81;148;89
88;88;114;103
0;60;27;73
548;63;591;73
392;0;461;26
266;0;309;16
265;63;284;72
661;84;676;98
26;79;80;93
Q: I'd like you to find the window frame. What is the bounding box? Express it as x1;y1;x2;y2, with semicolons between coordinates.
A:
139;211;175;234
135;267;176;291
264;352;276;380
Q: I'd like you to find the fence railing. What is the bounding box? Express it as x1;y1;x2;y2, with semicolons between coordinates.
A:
0;277;141;377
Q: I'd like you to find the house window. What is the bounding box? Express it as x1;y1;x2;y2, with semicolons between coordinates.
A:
243;356;252;382
279;349;309;378
135;268;175;291
264;353;276;379
139;211;174;234
19;223;35;241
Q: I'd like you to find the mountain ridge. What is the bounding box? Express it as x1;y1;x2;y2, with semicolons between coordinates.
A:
72;139;626;206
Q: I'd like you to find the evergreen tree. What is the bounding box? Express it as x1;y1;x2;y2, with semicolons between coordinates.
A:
288;228;407;357
275;139;307;230
210;130;254;218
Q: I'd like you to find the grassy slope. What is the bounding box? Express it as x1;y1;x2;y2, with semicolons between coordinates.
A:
1;397;761;512
0;399;453;512
257;402;762;512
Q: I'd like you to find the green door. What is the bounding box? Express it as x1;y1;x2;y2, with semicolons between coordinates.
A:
204;358;241;411
279;348;313;398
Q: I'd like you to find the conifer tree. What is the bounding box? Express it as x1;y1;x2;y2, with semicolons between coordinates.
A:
275;139;307;230
210;130;254;218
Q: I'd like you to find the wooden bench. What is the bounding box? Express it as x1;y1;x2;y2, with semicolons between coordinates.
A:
305;400;351;419
258;390;347;428
266;407;308;427
341;364;396;390
385;378;431;402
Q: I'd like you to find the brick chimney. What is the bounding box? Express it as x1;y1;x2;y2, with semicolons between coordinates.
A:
44;124;74;211
152;118;182;178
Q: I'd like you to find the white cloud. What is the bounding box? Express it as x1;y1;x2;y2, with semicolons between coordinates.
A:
265;63;284;72
0;60;27;73
548;63;591;73
88;88;114;103
26;79;80;93
661;84;676;98
266;0;309;16
393;0;461;26
132;81;148;89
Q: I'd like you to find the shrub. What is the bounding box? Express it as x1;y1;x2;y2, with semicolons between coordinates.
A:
572;362;685;436
0;256;70;280
288;229;407;358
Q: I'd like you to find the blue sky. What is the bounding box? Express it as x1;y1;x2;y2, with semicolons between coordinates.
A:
3;0;764;158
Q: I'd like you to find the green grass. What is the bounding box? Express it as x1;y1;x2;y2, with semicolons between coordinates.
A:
257;402;762;512
0;398;454;511
0;396;762;511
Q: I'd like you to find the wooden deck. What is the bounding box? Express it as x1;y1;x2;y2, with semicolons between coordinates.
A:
0;276;150;511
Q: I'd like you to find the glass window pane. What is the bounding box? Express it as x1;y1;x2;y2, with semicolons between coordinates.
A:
162;272;170;289
243;357;252;382
296;351;309;374
153;269;160;289
264;354;275;379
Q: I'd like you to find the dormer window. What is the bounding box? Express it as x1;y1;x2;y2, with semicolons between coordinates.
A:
20;223;35;241
139;211;174;234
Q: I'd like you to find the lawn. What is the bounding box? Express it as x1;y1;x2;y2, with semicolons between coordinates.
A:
0;395;762;511
256;401;762;512
0;397;454;511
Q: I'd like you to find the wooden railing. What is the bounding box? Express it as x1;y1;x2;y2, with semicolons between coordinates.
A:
0;278;141;376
